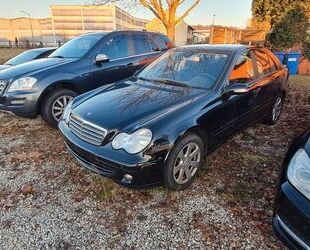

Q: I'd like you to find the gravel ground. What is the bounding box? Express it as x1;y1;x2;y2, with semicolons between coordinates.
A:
0;76;309;249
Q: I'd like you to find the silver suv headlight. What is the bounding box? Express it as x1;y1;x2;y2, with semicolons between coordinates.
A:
287;149;310;200
7;77;37;92
112;128;152;154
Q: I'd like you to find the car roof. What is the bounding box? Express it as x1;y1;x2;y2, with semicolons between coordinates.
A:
80;30;166;37
28;47;57;52
179;44;253;53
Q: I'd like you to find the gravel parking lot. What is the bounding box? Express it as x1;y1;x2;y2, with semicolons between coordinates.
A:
0;75;309;249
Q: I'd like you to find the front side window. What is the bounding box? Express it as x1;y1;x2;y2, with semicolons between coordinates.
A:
131;34;152;55
229;52;255;84
137;49;229;89
99;35;130;60
49;35;102;58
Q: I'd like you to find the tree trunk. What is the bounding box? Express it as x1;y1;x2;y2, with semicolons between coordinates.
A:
166;23;176;42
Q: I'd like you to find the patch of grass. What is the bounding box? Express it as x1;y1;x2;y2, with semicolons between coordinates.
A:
93;177;118;202
232;182;252;204
243;153;267;164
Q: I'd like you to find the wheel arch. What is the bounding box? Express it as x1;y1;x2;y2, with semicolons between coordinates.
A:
37;81;81;114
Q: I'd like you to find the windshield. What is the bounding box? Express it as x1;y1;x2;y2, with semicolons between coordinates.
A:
5;50;42;65
137;49;229;89
49;35;103;58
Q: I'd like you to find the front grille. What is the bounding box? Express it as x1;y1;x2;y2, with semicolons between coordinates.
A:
69;113;107;146
0;80;7;95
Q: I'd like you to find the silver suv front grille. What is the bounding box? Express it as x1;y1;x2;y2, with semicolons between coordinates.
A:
69;114;107;146
0;80;7;95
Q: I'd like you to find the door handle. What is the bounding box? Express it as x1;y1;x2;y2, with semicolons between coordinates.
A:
126;63;134;67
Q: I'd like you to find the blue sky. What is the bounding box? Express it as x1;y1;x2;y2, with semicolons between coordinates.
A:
0;0;252;28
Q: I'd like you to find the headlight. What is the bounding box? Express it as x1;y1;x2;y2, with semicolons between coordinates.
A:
62;99;73;124
112;128;152;154
8;77;37;92
287;149;310;200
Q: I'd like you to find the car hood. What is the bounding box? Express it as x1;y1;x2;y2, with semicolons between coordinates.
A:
0;65;11;71
72;79;207;132
0;57;77;80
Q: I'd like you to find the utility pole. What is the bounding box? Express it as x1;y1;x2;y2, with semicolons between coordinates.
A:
21;10;35;46
210;14;216;44
212;14;216;26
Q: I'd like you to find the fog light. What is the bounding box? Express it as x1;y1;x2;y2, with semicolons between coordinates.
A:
122;174;133;184
10;99;26;105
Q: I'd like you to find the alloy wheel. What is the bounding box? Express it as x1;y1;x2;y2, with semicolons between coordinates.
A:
173;142;201;185
51;95;73;122
272;97;283;122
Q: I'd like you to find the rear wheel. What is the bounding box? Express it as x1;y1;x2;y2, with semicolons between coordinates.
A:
41;88;77;127
163;133;204;190
263;95;284;125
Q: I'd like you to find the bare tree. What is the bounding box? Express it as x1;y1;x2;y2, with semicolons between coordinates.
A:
92;0;200;41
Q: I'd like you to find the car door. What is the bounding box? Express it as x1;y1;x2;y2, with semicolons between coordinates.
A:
225;50;261;132
90;34;136;89
252;49;283;114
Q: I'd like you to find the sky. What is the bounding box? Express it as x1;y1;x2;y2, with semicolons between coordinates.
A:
0;0;252;28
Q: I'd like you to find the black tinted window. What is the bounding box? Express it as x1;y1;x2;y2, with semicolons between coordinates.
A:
229;52;255;84
100;35;130;60
132;34;152;55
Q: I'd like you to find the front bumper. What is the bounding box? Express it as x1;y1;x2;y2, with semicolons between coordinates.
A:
273;182;310;249
0;90;40;117
59;121;164;189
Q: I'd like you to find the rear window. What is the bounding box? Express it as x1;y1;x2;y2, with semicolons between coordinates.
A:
131;34;152;55
152;35;171;51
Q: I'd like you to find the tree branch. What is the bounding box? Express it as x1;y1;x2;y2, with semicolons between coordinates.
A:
175;0;200;24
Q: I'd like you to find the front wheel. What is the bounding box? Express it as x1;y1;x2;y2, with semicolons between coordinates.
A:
41;88;77;127
163;133;204;190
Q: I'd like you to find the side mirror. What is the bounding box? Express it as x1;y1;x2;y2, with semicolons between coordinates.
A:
95;54;109;64
223;83;249;97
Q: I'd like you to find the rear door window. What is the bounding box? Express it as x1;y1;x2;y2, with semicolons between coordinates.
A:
253;49;273;76
131;34;152;55
229;51;255;84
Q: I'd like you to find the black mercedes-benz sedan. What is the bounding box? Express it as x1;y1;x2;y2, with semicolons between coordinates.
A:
273;129;310;249
59;44;289;190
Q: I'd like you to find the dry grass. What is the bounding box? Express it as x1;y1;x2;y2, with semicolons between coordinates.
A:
0;48;27;64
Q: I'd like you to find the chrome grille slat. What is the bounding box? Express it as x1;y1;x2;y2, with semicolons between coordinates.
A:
72;120;102;137
69;114;107;146
0;80;7;96
70;122;103;141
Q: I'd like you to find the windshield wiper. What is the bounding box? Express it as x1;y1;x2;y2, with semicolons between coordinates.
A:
136;76;189;88
153;78;190;88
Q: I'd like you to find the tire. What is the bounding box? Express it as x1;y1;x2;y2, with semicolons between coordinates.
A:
41;88;77;127
163;132;205;190
262;95;284;126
